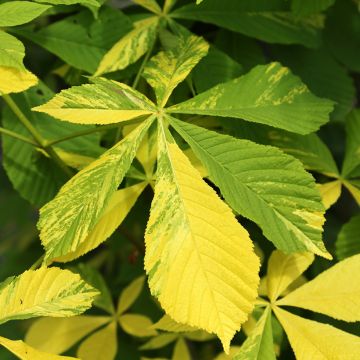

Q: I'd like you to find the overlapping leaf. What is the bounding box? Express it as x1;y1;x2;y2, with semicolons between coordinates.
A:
170;119;330;258
291;0;335;17
336;214;360;260
169;62;334;135
144;119;260;352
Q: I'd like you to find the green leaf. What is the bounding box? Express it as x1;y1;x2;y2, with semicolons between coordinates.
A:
342;110;360;179
145;119;260;352
169;62;334;135
143;34;209;107
95;16;158;76
0;1;50;27
234;307;275;360
336;214;360;260
169;118;331;258
172;338;191;360
38;116;154;262
133;0;162;14
172;0;323;48
291;0;335;17
26;316;110;355
117;276;145;315
34;0;100;7
119;314;158;337
0;267;98;324
13;8;133;74
0;32;26;69
33;77;156;125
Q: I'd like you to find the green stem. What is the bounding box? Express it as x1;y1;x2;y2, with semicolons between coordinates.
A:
0;126;38;146
2;94;73;178
29;255;45;270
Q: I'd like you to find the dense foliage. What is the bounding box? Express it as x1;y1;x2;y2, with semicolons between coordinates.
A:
0;0;359;359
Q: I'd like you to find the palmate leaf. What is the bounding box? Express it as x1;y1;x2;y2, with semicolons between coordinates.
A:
133;0;162;14
169;118;330;258
273;307;360;360
172;0;324;48
0;336;78;360
317;180;342;210
0;267;98;324
144;119;260;352
33;77;156;125
335;214;360;260
38;116;154;262
169;62;334;135
95;16;159;76
117;276;145;315
119;314;157;337
143;34;209;106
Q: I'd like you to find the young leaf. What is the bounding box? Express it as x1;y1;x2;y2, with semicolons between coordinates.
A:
172;0;323;48
145;119;260;352
95;16;158;76
77;321;117;360
0;267;98;324
317;181;342;209
133;0;162;14
117;276;145;315
266;251;314;303
169;62;334;135
38;117;154;262
143;34;209;107
0;1;50;27
26;316;110;355
233;307;275;360
277;254;360;321
336;214;360;260
273;307;360;360
0;336;77;360
119;314;158;337
33;77;156;125
169;118;330;258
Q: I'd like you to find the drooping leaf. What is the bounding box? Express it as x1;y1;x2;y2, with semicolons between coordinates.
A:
77;321;117;360
273;307;360;360
33;77;156;125
143;34;209;107
144;119;260;352
0;267;98;324
169;62;334;135
13;8;133;74
172;0;324;48
133;0;162;14
26;316;110;355
233;307;275;360
117;276;145;315
38;116;154;262
0;336;77;360
95;16;158;76
119;314;158;337
277;254;360;321
317;181;342;209
291;0;335;17
0;1;50;27
336;214;360;260
170;118;330;258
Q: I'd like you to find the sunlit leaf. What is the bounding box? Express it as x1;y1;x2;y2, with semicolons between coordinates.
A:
117;276;145;315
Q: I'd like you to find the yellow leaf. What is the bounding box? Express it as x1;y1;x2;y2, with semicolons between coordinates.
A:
77;321;117;360
277;254;360;322
117;276;145;315
25;316;110;354
95;17;158;76
133;0;161;13
144;119;260;353
0;267;98;324
55;183;147;262
119;314;158;337
317;180;342;209
55;149;95;170
0;66;37;95
172;338;191;360
183;148;207;178
214;347;242;360
267;250;314;303
273;307;360;360
343;180;360;205
0;336;77;360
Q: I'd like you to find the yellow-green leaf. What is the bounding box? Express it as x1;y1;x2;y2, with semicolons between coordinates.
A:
317;180;342;209
214;347;242;360
0;336;77;360
277;254;360;321
172;338;191;360
0;66;38;95
133;0;161;13
77;321;117;360
145;119;260;352
119;314;158;337
273;306;360;360
143;34;209;107
117;276;145;315
95;17;158;76
267;250;314;303
55;182;147;262
140;334;178;350
25;316;110;355
0;267;98;324
163;0;177;13
343;180;360;205
33;77;155;125
153;315;198;333
38;117;154;262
